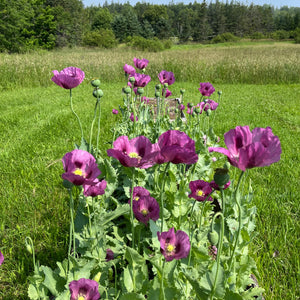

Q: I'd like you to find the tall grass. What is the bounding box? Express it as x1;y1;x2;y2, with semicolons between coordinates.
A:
0;42;299;91
0;42;299;299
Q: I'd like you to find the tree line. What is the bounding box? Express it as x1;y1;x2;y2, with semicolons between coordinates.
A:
1;0;300;53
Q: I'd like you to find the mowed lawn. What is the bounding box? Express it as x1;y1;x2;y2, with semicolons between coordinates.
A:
0;42;299;299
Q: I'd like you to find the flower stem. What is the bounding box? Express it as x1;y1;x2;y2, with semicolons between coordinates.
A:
160;260;166;300
228;170;245;273
210;188;225;300
160;162;170;233
68;188;76;258
96;98;101;151
89;100;99;152
130;168;136;248
69;89;83;140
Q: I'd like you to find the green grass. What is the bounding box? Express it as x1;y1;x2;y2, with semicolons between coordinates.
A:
0;43;299;299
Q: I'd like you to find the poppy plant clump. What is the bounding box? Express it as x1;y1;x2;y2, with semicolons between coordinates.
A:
157;227;191;261
51;67;85;89
209;126;282;171
69;278;100;300
62;149;101;186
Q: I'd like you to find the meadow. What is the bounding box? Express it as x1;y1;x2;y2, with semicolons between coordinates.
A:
0;41;299;299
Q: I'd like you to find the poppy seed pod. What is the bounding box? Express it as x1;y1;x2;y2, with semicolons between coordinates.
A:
156;84;161;90
213;168;230;187
91;79;100;87
123;86;131;94
137;87;144;95
155;91;160;98
129;76;136;83
93;89;104;98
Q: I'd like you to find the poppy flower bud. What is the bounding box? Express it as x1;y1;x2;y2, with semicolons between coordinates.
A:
175;108;178;113
93;272;101;282
26;243;33;255
206;109;212;116
129;76;135;83
155;91;160;98
93;89;104;98
63;179;74;189
188;103;194;108
156;84;161;90
218;90;222;95
164;83;168;88
180;88;185;94
208;230;219;246
213;168;230;187
123;86;131;94
223;161;231;170
137;87;144;95
91;79;100;87
195;107;201;114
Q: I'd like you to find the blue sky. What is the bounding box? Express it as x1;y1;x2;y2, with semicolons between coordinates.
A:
82;0;300;8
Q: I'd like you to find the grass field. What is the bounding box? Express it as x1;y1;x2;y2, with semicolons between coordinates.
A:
0;42;299;299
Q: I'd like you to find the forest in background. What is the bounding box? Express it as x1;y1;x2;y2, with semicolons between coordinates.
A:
1;0;300;53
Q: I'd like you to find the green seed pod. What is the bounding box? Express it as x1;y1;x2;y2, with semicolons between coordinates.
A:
137;87;144;95
214;168;230;187
91;79;100;87
163;83;168;88
206;109;212;116
93;89;104;98
155;91;160;98
155;84;161;90
129;76;135;83
195;107;201;114
208;230;219;246
123;86;131;94
188;103;194;108
180;88;185;94
218;90;222;95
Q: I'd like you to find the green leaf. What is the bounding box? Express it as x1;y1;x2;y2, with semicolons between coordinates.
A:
123;266;134;292
224;290;243;300
56;290;70;300
28;284;42;300
242;287;265;299
98;204;130;225
119;292;146;300
125;247;145;266
40;266;65;296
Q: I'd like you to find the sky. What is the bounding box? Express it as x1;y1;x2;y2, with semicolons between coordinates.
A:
82;0;300;8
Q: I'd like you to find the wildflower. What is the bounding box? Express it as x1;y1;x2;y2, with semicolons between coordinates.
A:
132;196;160;225
188;180;213;202
198;82;215;97
112;109;119;115
83;178;107;197
179;104;185;110
209;180;230;190
62;150;101;186
131;186;151;201
0;250;4;265
105;249;114;262
200;99;219;111
69;278;100;300
158;70;175;85
152;130;198;165
162;88;172;98
107;135;156;169
123;64;136;76
208;126;282;171
130;73;151;88
133;58;149;70
129;113;138;122
157;227;190;261
51;67;85;89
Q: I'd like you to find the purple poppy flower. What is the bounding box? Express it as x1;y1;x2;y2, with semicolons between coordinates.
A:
132;196;160;225
158;70;175;85
69;278;100;300
157;227;190;261
129;112;138;122
133;58;149;70
209;126;282;171
83;178;107;197
107;135;156;169
131;186;151;201
51;67;85;89
62;150;101;186
199;82;215;97
0;250;4;265
105;249;114;262
162;88;172;98
152;130;198;165
141;97;150;104
112;109;119;115
200;99;219;111
209;180;231;190
130;73;151;88
188;180;213;202
187;106;194;115
179;104;185;111
123;64;136;76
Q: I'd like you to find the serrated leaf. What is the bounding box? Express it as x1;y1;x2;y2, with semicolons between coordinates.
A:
28;284;41;300
123;266;134;292
98;204;130;225
56;290;70;300
224;289;243;300
40;266;65;296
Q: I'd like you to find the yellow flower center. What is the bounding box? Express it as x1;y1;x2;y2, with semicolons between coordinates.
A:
166;244;175;253
78;296;85;300
141;209;148;216
134;196;140;201
128;152;140;159
73;168;85;177
196;190;204;197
